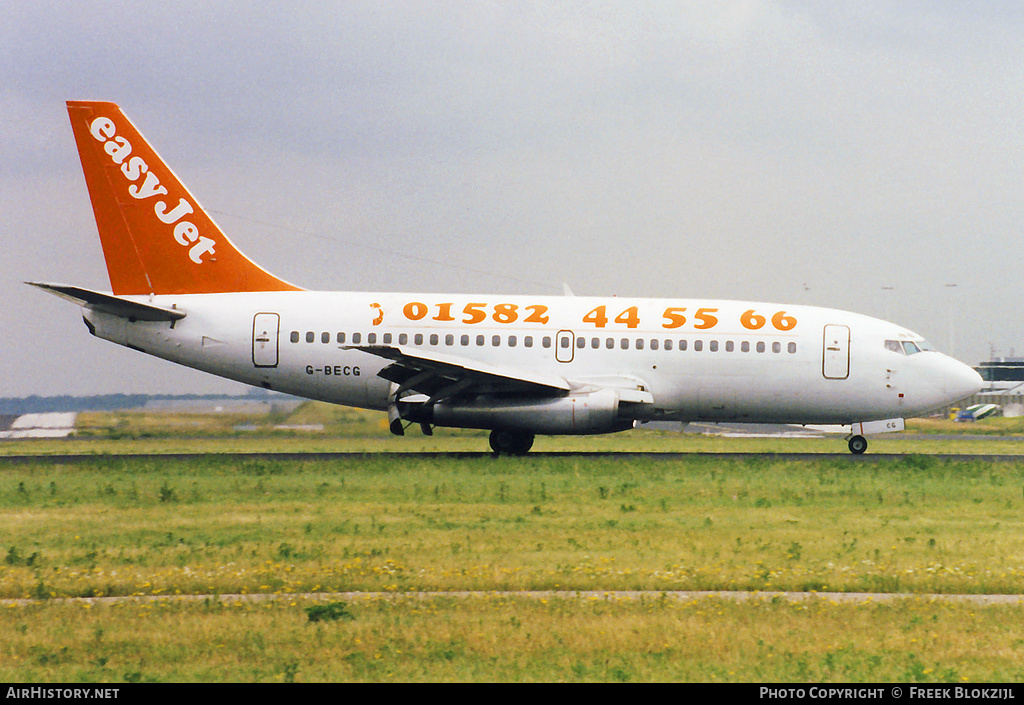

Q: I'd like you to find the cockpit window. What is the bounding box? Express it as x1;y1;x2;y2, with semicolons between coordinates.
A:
886;339;932;355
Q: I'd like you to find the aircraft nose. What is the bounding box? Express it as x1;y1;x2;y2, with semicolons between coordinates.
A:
942;356;984;403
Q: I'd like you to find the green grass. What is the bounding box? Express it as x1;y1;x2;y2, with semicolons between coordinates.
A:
4;401;1024;457
3;406;1024;681
3;595;1023;682
3;454;1024;598
909;416;1024;436
8;433;1024;457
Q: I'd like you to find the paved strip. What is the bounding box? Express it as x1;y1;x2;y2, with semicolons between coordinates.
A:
4;590;1024;608
2;451;1024;464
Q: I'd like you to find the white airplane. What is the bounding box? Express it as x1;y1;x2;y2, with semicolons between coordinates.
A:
31;101;983;455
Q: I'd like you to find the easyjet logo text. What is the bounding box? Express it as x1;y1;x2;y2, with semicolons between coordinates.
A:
89;116;216;264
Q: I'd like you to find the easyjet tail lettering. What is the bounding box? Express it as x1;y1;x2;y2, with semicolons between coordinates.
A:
87;116;215;264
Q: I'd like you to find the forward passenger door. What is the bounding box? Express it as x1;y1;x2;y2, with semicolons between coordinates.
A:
822;324;850;380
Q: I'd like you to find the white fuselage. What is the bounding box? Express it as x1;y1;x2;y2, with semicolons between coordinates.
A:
83;291;982;428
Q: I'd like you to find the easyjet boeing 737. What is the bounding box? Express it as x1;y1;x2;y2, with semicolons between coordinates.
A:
30;101;982;454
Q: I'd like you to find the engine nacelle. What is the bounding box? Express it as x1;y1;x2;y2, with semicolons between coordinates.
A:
418;387;630;435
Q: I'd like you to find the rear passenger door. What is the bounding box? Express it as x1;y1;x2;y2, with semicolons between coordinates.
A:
253;312;280;368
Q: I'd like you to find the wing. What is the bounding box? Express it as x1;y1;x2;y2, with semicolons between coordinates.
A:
351;344;655;403
349;344;571;399
350;344;655;437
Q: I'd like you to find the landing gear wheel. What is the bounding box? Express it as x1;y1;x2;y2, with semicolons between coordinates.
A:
848;435;868;455
489;429;535;456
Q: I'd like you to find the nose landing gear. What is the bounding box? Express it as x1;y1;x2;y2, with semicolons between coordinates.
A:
847;434;868;455
844;419;904;455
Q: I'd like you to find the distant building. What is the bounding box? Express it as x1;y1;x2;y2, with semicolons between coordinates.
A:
976;358;1024;387
971;358;1024;417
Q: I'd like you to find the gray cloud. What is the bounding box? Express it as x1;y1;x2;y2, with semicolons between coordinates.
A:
3;1;1024;395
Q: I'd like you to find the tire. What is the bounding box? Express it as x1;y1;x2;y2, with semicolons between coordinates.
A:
489;429;535;456
848;435;868;455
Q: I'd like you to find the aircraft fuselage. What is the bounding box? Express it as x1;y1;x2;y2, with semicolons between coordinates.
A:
85;291;980;428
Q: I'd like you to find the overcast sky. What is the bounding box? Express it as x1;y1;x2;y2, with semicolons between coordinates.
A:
3;1;1023;396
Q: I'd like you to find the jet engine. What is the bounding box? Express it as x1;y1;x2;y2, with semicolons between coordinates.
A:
404;387;631;435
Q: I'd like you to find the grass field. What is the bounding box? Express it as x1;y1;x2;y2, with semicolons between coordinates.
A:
2;403;1024;681
4;401;1024;456
4;453;1024;597
4;596;1023;682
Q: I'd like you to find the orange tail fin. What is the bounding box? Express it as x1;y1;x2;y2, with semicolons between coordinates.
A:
67;101;301;295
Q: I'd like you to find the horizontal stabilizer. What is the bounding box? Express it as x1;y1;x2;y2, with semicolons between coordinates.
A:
26;282;186;322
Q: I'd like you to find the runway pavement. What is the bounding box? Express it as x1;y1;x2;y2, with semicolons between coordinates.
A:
2;450;1024;464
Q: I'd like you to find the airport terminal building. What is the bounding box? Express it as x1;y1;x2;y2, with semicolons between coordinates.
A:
971;358;1024;416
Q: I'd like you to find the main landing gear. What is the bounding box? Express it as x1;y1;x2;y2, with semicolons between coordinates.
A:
489;429;535;456
847;435;868;455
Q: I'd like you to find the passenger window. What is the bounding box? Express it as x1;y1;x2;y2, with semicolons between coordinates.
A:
477;335;485;346
651;339;659;351
399;333;408;345
679;339;687;351
694;340;703;352
664;339;673;351
592;337;600;349
756;341;765;353
741;341;750;353
788;342;796;354
509;336;518;348
414;334;423;345
290;331;299;343
445;334;454;346
383;333;392;344
461;335;469;346
429;334;439;345
636;338;645;350
606;338;615;349
725;340;734;352
367;333;377;344
337;332;346;344
772;342;781;353
493;335;502;347
305;331;315;343
709;340;718;352
576;337;585;349
524;336;533;348
620;338;629;350
542;337;552;348
352;332;361;344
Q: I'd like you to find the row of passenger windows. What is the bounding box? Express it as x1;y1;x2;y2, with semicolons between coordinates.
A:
289;330;798;354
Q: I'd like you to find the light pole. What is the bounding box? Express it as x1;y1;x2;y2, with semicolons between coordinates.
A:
880;286;896;322
945;283;957;359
